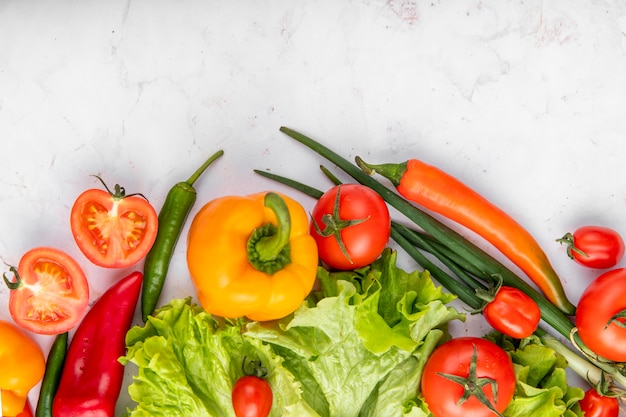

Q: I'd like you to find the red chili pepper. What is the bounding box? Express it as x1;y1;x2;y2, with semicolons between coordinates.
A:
51;271;143;417
356;157;576;315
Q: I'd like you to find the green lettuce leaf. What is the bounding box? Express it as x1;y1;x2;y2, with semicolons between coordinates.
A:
121;249;464;417
121;298;317;417
486;333;585;417
246;249;464;417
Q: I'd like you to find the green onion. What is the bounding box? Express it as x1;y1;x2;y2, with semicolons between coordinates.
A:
276;126;574;339
254;126;626;390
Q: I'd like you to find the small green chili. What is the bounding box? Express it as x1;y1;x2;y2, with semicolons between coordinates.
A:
141;149;223;322
35;332;68;417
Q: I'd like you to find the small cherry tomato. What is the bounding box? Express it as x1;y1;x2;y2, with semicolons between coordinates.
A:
232;375;273;417
70;178;158;268
576;268;626;362
579;389;619;417
3;247;89;335
557;226;624;269
483;286;541;339
310;184;390;270
421;337;516;417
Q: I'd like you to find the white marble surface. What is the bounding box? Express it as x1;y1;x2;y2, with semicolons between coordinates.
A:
2;0;626;414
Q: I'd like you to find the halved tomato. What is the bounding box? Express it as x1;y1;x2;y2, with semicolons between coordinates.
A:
70;180;158;268
3;247;90;335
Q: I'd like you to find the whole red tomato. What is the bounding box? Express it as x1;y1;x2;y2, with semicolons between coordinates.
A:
558;226;624;269
70;178;158;268
579;389;619;417
576;268;626;362
4;247;90;335
232;375;273;417
310;184;390;270
421;337;516;417
483;286;541;339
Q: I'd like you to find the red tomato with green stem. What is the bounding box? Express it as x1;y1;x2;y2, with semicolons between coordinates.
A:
70;177;158;268
232;358;273;417
557;226;624;269
310;184;390;270
421;337;516;417
576;268;626;362
478;278;541;339
579;388;620;417
2;247;90;335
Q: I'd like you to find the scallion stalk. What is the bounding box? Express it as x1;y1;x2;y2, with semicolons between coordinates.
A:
255;167;626;389
256;126;626;390
277;126;575;339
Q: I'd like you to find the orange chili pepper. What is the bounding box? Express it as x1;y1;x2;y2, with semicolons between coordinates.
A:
357;157;576;315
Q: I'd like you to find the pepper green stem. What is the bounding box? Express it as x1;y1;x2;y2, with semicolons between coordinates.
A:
185;150;224;186
355;156;407;187
247;192;292;275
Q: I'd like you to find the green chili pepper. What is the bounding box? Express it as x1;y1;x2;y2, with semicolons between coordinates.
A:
141;150;224;322
35;332;68;417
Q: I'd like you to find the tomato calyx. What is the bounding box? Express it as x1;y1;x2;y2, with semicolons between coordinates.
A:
241;356;269;379
472;274;503;312
556;232;589;259
2;266;23;290
606;309;626;330
592;372;626;400
93;175;148;202
311;185;370;265
436;344;505;417
247;192;292;275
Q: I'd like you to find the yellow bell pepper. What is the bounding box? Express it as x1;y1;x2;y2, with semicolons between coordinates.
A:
0;320;45;417
186;191;318;321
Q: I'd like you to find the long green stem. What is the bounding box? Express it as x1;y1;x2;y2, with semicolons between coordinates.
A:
393;223;488;292
278;126;575;339
400;227;488;278
255;168;480;307
266;127;626;390
390;227;481;309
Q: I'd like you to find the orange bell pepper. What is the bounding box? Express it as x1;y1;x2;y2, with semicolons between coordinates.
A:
0;320;45;417
186;191;318;321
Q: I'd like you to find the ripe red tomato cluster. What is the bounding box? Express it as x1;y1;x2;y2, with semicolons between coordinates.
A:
4;179;158;335
558;225;625;417
558;225;626;364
